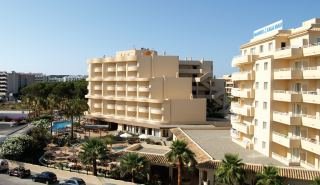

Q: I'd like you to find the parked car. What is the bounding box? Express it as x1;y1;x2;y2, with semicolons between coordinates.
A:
8;166;31;178
59;177;86;185
0;159;9;173
32;171;58;184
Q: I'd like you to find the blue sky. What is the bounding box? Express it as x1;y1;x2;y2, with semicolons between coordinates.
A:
1;0;319;77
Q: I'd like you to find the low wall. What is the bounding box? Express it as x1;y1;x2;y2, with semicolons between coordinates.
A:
8;160;134;185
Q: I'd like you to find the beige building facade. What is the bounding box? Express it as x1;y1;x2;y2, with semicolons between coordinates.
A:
86;49;206;137
231;18;320;170
223;74;233;97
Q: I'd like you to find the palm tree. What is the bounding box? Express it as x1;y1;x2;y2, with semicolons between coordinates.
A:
79;138;107;176
119;153;149;183
104;135;114;151
311;177;320;185
215;153;245;185
256;166;283;185
166;140;195;185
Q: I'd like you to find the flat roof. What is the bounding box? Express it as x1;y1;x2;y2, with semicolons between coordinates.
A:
126;143;170;155
182;129;284;166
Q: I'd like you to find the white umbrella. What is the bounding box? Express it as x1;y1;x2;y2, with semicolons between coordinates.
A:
120;133;132;138
138;134;149;139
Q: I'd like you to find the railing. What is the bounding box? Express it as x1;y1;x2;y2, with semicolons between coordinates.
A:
273;67;302;72
274;90;301;94
301;137;319;145
302;91;318;95
273;111;302;117
303;42;320;48
275;46;300;51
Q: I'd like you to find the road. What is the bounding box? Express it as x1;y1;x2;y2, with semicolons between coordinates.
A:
0;173;50;185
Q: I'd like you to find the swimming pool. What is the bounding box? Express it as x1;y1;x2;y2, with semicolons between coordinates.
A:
52;120;71;131
112;145;127;152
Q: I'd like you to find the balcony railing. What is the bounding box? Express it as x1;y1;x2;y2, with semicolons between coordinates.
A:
94;67;102;73
127;65;138;71
301;137;320;154
273;90;302;102
302;66;320;79
300;160;316;170
303;43;320;56
302;114;320;129
231;102;254;117
302;91;320;104
271;152;300;166
272;131;300;148
274;47;303;59
231;54;258;67
231;121;253;135
273;68;302;79
272;111;301;125
232;71;254;81
231;88;254;98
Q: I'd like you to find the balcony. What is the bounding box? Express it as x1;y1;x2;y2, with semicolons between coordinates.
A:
117;66;126;71
106;86;115;91
127;106;137;112
302;114;320;129
272;131;300;148
150;108;162;114
93;103;102;109
138;86;150;92
116;105;125;111
273;90;302;102
302;67;320;79
106;104;115;109
271;152;300;166
301;137;320;154
300;160;316;170
138;107;148;113
127;86;137;91
93;85;102;91
107;67;116;72
116;86;126;91
302;91;320;104
274;47;303;59
231;88;254;98
231;121;253;135
303;43;320;57
94;67;102;73
128;65;138;71
231;138;253;149
231;102;254;116
273;68;302;80
231;54;258;67
232;71;254;81
179;68;203;74
272;111;301;125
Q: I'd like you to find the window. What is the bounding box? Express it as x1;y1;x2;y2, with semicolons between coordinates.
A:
317;38;320;44
260;45;264;53
243;50;247;55
255;101;259;108
264;82;268;90
254;119;258;126
250;47;256;54
256;63;259;71
263;102;267;109
262;141;266;149
281;42;286;49
264;62;268;70
254;137;258;144
263;121;267;129
268;42;273;51
256;82;259;89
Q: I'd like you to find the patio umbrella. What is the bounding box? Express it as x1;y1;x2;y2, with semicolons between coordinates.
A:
138;134;149;139
120;133;132;138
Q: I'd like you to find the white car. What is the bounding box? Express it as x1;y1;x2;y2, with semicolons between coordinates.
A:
59;177;86;185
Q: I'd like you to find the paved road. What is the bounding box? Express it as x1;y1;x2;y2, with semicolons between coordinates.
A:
0;173;50;185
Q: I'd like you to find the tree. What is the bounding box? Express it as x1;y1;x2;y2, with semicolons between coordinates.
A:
166;140;195;185
119;153;149;183
79;138;107;176
256;166;283;185
311;177;320;185
0;135;33;161
215;153;245;185
104;135;114;151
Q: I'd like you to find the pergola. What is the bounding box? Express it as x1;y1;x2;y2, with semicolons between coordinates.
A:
83;124;109;138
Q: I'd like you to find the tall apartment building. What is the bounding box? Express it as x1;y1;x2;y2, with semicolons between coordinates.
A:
7;71;35;95
0;72;8;99
86;49;206;137
231;18;320;170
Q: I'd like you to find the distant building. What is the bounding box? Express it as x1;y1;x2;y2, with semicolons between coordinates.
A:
0;72;8;100
7;71;35;96
223;74;233;97
86;49;207;137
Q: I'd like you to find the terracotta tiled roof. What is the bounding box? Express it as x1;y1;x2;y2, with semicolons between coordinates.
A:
197;160;320;181
125;150;171;166
170;128;211;163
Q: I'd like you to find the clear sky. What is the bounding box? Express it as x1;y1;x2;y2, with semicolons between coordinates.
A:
1;0;319;77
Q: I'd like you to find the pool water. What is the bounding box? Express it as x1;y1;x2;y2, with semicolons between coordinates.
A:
112;145;126;151
52;121;71;131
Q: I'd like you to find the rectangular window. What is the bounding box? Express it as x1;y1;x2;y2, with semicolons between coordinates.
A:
256;82;259;89
255;101;259;108
317;38;320;44
268;42;273;51
260;45;264;53
264;62;268;70
263;121;267;129
262;141;266;149
263;102;267;109
264;82;268;90
250;47;256;54
254;119;258;126
254;137;257;144
256;63;259;71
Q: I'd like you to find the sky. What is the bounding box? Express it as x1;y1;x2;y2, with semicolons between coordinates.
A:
0;0;319;77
